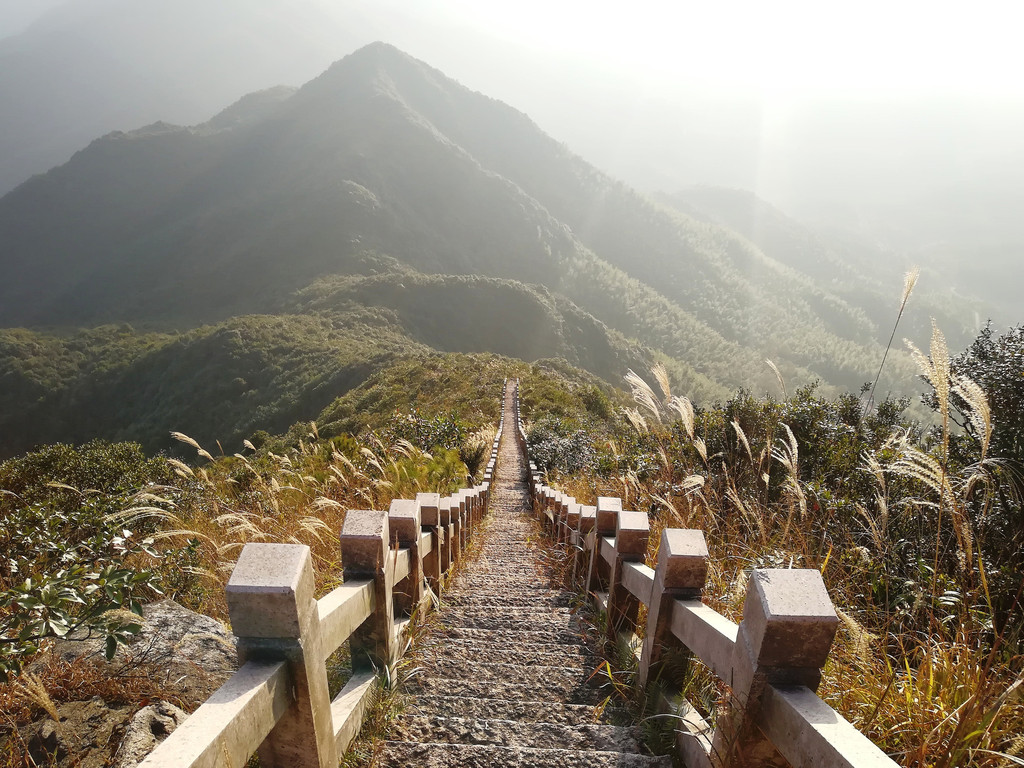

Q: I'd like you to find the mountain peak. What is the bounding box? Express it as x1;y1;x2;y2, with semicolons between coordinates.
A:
202;85;297;132
299;41;453;104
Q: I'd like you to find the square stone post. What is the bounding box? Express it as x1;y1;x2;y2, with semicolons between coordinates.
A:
711;568;839;767
447;496;462;565
389;499;423;616
556;495;571;545
440;496;454;572
586;496;621;593
606;510;649;643
339;509;395;670
638;529;708;687
416;492;441;594
456;491;469;549
573;505;596;585
471;487;483;526
226;543;338;768
565;503;582;549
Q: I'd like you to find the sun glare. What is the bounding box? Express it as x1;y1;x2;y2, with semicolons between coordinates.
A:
444;0;1024;97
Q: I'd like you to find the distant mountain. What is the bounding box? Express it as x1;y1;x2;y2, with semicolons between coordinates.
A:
0;43;939;455
0;0;388;195
662;186;980;348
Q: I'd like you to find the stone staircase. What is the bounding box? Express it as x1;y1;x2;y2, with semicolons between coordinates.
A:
379;391;671;767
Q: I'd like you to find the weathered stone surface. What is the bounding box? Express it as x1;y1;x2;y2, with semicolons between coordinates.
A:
381;741;672;767
417;492;442;526
657;528;709;589
742;568;839;668
225;542;314;639
51;599;235;681
389;498;422;544
22;697;132;768
112;701;188;768
393;714;644;752
616;510;649;557
20;600;235;768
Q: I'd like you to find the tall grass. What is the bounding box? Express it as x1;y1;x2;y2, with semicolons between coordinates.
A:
546;351;1023;766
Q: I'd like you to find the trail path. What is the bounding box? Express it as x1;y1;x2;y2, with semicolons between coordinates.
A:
379;386;670;767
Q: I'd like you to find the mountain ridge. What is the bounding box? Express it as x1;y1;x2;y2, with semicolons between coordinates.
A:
0;42;953;454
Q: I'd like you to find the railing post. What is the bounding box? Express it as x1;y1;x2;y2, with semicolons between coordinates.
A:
439;496;454;571
447;495;462;565
638;529;708;687
573;505;596;585
454;491;467;551
606;510;649;643
586;496;621;593
712;569;839;767
565;502;581;551
388;499;424;616
416;492;441;594
559;496;575;546
225;543;338;768
340;509;396;670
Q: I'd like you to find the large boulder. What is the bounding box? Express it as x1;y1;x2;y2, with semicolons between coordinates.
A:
15;600;237;768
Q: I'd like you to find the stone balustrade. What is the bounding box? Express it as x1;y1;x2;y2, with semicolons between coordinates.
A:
136;381;512;768
521;391;898;767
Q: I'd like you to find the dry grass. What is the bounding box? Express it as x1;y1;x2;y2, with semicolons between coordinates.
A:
537;352;1024;766
1;419;477;766
115;427;470;621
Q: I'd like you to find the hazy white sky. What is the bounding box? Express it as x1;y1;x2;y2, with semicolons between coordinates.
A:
5;0;1023;98
2;0;1023;227
438;0;1024;98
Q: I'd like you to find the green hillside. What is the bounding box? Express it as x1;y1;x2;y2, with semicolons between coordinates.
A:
0;271;649;457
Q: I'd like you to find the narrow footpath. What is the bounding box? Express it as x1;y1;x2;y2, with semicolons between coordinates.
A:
379;387;671;767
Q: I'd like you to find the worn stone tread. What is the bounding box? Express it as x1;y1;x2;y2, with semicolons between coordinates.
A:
380;741;673;767
417;641;595;667
410;673;604;704
392;714;644;751
406;695;627;727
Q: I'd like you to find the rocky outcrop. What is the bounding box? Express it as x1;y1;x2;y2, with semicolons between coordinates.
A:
15;601;236;768
113;702;189;768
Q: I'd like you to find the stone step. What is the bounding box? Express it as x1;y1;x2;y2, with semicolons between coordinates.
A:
431;626;582;645
417;658;602;686
379;741;672;767
391;714;645;752
407;695;625;727
410;670;604;704
435;612;580;632
446;584;557;595
441;594;572;608
417;639;595;667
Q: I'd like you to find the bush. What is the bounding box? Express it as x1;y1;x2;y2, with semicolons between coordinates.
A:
527;416;596;475
0;441;171;680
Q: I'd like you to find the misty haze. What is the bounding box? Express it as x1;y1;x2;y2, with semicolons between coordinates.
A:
1;2;1022;766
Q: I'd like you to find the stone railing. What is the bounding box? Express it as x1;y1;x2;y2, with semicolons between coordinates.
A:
515;391;898;767
137;381;510;768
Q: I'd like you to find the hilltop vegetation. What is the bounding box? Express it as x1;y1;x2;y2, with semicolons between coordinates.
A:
0;269;649;458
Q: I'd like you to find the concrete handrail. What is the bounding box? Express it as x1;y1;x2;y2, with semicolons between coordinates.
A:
520;384;897;768
137;383;510;768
